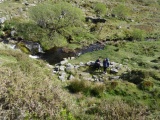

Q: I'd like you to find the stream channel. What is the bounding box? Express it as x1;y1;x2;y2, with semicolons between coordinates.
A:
40;42;105;64
1;39;105;64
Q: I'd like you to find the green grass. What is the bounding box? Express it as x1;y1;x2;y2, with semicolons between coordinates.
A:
0;54;17;64
0;1;24;17
70;40;160;68
0;44;18;65
67;40;160;119
1;0;160;49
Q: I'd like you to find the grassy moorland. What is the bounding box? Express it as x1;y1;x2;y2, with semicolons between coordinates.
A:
1;0;160;49
0;0;160;119
0;40;160;119
68;40;160;119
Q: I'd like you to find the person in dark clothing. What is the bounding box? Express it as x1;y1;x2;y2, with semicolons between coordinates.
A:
103;58;110;73
94;58;101;70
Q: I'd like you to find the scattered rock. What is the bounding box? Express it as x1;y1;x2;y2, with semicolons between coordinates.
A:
51;58;130;82
59;76;66;81
0;17;6;24
59;66;65;71
74;65;80;70
110;68;118;74
86;61;95;66
11;30;17;37
109;76;120;80
70;57;75;60
68;74;75;80
79;62;85;67
60;59;68;65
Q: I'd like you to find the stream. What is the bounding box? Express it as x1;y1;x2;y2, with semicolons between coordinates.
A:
0;38;106;64
40;42;105;64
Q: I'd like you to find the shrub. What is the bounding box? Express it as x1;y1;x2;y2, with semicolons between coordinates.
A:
123;70;150;84
3;21;14;31
105;81;119;95
95;99;149;119
68;80;106;97
138;61;149;68
131;29;146;41
114;89;127;96
112;4;131;20
0;55;64;119
93;2;107;17
0;30;5;37
85;106;100;114
60;108;76;120
136;0;157;6
150;88;160;98
150;72;160;81
140;45;156;56
91;83;106;97
158;0;160;5
47;32;68;47
110;81;119;88
14;22;48;41
29;2;84;34
139;80;154;90
68;80;90;93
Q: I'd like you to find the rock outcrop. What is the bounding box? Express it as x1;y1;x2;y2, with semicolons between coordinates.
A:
52;58;130;82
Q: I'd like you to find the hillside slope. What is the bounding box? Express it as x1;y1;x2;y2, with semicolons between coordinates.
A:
0;0;160;119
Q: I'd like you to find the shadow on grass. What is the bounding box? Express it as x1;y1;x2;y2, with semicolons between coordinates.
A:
84;65;104;75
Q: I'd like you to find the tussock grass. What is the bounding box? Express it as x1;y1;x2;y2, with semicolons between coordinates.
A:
94;99;150;120
68;80;105;97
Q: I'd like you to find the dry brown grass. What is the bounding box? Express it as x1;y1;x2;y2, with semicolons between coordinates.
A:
87;98;150;120
0;48;72;119
0;66;63;119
